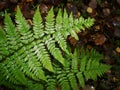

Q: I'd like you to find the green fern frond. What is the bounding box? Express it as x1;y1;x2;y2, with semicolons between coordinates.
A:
84;59;111;80
0;6;101;90
16;7;33;44
0;27;9;60
33;7;44;39
53;32;69;54
20;46;47;81
16;6;30;34
31;41;54;72
46;75;56;90
84;17;94;28
57;73;70;90
45;7;55;34
67;73;78;90
4;11;21;54
76;72;85;88
44;35;65;66
80;56;87;72
26;80;44;90
71;47;79;73
4;11;16;36
74;16;85;31
0;60;27;85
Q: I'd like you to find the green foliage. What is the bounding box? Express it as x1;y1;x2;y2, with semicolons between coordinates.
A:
0;6;110;90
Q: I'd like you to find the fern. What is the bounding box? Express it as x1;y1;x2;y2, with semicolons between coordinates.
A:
51;47;111;90
40;47;110;90
0;6;110;90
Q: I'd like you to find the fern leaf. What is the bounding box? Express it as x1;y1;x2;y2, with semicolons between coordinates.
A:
45;7;55;34
0;27;6;42
84;60;111;80
4;11;16;36
84;17;94;28
89;49;103;60
76;72;85;88
63;9;69;27
27;80;44;90
31;41;54;72
71;46;79;73
56;9;63;24
55;9;70;39
0;27;9;60
0;60;27;85
57;73;70;90
33;7;44;39
69;29;79;40
74;16;85;31
15;6;30;34
67;73;78;90
0;80;23;90
63;10;79;40
80;56;87;72
20;46;47;81
46;75;56;90
15;6;33;44
79;47;88;72
44;35;65;66
53;32;69;54
61;9;71;38
83;49;111;80
4;11;21;52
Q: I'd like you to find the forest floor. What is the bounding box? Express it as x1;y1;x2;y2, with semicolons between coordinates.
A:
0;0;120;90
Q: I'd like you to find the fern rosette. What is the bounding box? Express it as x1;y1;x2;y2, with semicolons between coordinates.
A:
0;6;110;90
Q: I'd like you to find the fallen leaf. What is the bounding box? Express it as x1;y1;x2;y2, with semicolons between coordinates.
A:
69;36;77;46
95;25;100;30
27;19;33;26
39;4;49;14
115;47;120;53
91;34;107;45
87;45;92;49
87;7;93;13
103;8;110;16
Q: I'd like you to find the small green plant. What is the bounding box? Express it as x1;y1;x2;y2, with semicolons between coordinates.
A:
0;6;110;90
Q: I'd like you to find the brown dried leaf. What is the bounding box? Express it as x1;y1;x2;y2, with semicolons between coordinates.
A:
94;25;100;30
91;34;106;45
69;36;77;46
27;19;33;26
39;4;49;14
103;8;110;16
